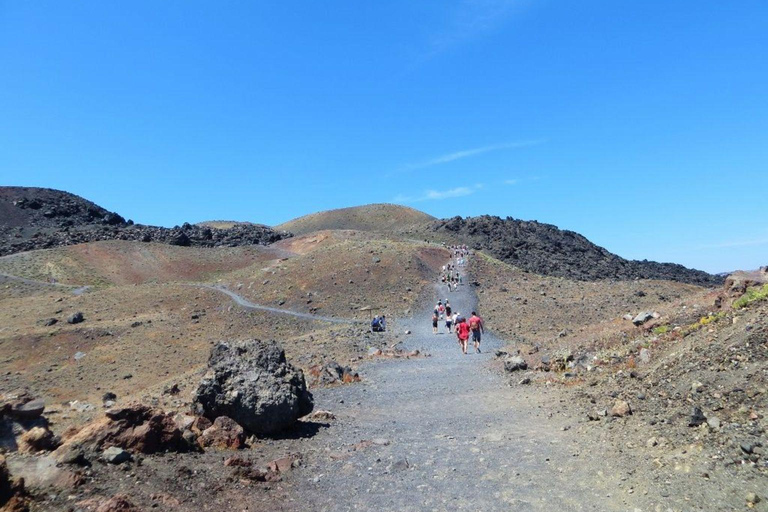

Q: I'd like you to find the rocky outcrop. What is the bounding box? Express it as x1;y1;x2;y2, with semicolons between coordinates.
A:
724;267;768;296
194;340;314;435
427;215;722;286
53;404;188;461
0;455;27;512
0;187;291;257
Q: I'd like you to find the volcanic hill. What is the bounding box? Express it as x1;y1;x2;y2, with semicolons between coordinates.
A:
0;187;290;257
277;204;721;286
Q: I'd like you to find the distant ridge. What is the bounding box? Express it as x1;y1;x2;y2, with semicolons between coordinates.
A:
424;215;723;286
0;186;290;256
275;203;435;236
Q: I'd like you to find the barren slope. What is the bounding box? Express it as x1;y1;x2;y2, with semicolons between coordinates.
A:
275;204;435;236
0;240;287;286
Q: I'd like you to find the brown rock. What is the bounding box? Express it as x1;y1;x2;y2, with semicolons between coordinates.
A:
309;410;336;421
0;455;27;512
197;416;245;450
268;456;296;473
95;494;138;512
19;426;57;453
190;416;212;434
52;404;186;459
610;400;632;417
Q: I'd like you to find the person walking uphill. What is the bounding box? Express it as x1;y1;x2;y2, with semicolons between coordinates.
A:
468;311;484;353
455;315;470;355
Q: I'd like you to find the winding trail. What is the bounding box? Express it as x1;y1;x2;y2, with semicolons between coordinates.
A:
193;284;364;325
289;265;643;511
0;272;91;295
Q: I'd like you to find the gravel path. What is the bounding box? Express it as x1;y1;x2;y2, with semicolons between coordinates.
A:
194;284;364;325
289;276;644;511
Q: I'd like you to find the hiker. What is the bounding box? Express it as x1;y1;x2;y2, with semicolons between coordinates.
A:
432;311;439;334
455;314;470;355
371;316;384;333
445;306;453;333
438;302;445;320
468;311;484;353
445;301;452;318
380;315;387;331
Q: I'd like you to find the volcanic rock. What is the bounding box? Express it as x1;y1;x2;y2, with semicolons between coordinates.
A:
504;356;528;372
197;416;245;450
632;312;654;326
610;400;632;417
19;426;57;453
67;312;85;324
53;404;187;458
194;340;314;435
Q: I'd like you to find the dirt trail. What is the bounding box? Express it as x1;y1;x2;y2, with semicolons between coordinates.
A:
194;284;364;325
289;267;647;511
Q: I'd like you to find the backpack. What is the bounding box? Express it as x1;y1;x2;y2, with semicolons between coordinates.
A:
371;318;380;329
438;305;445;313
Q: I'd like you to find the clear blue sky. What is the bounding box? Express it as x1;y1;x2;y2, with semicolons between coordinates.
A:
1;1;767;273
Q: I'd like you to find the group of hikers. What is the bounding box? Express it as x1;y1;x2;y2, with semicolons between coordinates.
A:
440;262;463;291
431;300;484;354
450;244;470;266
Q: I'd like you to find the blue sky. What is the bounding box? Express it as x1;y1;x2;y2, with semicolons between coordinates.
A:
1;1;766;273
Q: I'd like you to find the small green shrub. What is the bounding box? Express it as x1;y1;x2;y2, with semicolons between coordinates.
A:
652;325;670;335
733;284;768;309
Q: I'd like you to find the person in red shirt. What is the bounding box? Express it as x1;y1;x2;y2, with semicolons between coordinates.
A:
468;311;484;354
455;315;470;355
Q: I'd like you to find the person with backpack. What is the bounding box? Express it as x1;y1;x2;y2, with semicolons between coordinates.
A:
455;314;470;355
437;302;445;320
468;311;484;353
371;316;383;332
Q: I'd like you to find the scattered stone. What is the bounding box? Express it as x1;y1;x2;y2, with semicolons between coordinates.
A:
610;400;632;417
707;416;721;430
519;377;531;385
309;360;360;386
74;351;86;361
309;410;336;421
95;494;138;512
197;416;245;450
646;437;658;448
632;312;653;326
691;381;704;393
740;442;756;455
390;458;410;472
9;399;45;420
746;493;761;506
54;443;89;466
268;456;296;473
503;356;528;372
638;348;651;364
194;340;313;435
368;348;382;356
42;318;58;327
102;446;131;464
688;407;707;427
19;426;57;453
67;312;85;324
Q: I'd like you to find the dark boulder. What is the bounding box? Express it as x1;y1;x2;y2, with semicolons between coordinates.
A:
194;340;313;435
67;312;84;324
